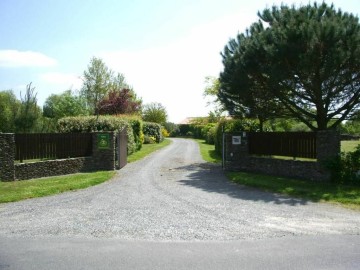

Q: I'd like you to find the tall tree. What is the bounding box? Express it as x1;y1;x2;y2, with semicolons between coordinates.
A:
219;26;285;131
142;102;168;124
81;57;112;115
219;3;360;131
43;90;88;119
14;83;41;133
0;90;20;132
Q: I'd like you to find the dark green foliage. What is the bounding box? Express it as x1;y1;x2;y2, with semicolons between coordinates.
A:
143;122;163;143
214;119;261;154
0;90;20;132
163;122;179;137
219;3;360;131
326;145;360;186
57;116;142;154
142;102;168;124
15;83;42;133
43;90;88;119
127;117;143;151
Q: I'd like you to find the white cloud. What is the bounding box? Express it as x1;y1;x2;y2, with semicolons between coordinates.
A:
0;50;57;67
98;11;254;123
40;72;83;89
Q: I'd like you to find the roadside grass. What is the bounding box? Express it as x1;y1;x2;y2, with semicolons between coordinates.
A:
127;138;172;163
227;172;360;210
195;139;360;210
193;139;222;163
341;140;360;152
0;139;172;204
0;171;116;203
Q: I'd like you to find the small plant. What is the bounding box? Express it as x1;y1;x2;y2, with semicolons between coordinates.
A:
325;145;360;185
144;135;156;144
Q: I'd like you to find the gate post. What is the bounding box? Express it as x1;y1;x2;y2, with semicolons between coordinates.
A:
91;132;116;171
0;133;15;181
316;130;340;163
116;129;127;169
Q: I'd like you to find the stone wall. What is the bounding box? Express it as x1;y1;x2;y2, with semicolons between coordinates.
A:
0;132;118;181
15;157;93;180
0;134;15;181
224;131;339;181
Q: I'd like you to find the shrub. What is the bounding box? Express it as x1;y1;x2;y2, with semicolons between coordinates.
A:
325;145;360;185
161;127;169;137
144;135;157;144
214;119;261;154
57;115;142;155
164;122;179;137
143;122;163;143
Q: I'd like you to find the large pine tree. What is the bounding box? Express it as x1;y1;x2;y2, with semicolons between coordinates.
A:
219;3;360;130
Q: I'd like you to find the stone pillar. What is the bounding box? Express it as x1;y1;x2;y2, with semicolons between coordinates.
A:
0;133;15;181
316;130;340;163
91;132;115;171
224;132;250;170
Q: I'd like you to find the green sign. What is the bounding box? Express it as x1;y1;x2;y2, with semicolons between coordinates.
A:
97;133;110;149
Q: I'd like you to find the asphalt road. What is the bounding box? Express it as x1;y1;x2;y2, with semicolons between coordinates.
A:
0;138;360;269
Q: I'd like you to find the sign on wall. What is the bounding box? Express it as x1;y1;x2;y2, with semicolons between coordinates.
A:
97;133;110;149
232;136;241;145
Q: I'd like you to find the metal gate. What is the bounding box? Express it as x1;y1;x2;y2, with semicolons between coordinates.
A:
116;129;127;169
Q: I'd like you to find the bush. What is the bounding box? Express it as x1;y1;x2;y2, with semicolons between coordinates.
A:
143;122;163;143
214;119;261;155
144;135;157;144
325;145;360;185
57;115;142;155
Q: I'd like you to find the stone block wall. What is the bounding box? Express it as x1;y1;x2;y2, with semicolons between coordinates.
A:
0;134;15;181
0;132;118;181
224;131;339;181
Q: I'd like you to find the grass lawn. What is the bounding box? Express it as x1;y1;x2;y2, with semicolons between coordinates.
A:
227;172;360;210
193;139;222;163
127;138;172;163
195;139;360;210
341;140;360;152
0;171;116;203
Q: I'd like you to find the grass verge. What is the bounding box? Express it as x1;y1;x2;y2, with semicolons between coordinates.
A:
195;138;360;210
0;171;116;203
193;139;222;163
127;138;172;163
227;172;360;210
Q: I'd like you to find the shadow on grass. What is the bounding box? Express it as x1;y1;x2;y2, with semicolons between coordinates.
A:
175;162;309;206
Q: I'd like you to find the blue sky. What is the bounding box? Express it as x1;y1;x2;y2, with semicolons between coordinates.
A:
1;0;359;123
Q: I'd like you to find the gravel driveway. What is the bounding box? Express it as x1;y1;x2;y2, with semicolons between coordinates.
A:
0;138;359;241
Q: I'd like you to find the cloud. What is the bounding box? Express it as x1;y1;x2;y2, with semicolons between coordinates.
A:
98;11;254;123
40;72;83;89
0;50;57;67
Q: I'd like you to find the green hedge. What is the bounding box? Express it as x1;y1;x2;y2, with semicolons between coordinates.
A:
215;119;261;154
57;116;143;155
143;122;163;143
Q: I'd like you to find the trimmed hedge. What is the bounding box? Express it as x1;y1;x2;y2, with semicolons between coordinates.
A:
57;116;143;155
143;122;163;143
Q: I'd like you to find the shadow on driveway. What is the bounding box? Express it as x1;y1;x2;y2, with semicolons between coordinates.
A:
176;163;309;206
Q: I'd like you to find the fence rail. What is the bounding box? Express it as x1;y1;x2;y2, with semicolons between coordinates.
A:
248;132;317;159
15;133;93;162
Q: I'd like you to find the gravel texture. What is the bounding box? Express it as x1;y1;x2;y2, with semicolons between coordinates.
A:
0;138;360;241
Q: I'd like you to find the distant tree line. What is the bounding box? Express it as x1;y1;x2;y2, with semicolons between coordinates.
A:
0;57;169;133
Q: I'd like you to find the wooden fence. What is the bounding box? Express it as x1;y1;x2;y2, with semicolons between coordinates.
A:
248;132;316;159
15;133;93;162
